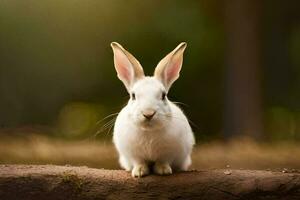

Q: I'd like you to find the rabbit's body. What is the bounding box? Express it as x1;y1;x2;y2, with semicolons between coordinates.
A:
113;84;194;172
110;42;195;177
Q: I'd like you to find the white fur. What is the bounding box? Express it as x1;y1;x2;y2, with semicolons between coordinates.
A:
111;42;195;177
113;78;195;177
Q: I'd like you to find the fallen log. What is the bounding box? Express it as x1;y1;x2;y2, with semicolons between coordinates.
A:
0;165;299;200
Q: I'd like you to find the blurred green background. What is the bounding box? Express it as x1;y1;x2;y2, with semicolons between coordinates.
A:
0;0;300;143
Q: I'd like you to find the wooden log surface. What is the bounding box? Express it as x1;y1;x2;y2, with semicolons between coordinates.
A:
0;165;299;200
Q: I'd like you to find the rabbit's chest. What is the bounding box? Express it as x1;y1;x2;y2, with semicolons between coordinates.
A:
128;132;179;161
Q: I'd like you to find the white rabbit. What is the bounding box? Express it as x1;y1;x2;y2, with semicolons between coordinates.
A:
111;42;195;178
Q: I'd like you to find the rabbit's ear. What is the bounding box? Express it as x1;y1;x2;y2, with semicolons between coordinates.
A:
111;42;144;91
154;42;187;91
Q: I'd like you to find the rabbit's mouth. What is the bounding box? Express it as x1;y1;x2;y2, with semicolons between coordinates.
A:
140;119;154;126
139;118;165;130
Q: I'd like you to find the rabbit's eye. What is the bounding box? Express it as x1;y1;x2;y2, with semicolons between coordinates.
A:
131;93;136;100
161;92;166;100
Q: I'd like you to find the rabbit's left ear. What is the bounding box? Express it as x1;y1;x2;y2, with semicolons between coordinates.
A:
154;42;187;91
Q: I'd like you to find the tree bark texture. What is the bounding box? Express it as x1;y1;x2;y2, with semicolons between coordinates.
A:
0;165;299;200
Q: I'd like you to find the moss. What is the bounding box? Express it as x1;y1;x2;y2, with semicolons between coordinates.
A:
61;171;83;192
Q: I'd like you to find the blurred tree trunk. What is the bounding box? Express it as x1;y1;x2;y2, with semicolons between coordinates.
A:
223;0;263;139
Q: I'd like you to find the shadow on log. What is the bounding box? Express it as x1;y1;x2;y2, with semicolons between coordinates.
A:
0;165;299;200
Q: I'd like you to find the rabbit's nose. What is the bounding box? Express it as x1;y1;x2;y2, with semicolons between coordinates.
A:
142;110;156;120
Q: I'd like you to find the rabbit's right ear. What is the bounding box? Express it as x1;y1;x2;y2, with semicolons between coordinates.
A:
154;42;187;91
111;42;144;91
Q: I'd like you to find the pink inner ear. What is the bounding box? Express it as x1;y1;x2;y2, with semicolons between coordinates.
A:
114;49;133;83
116;59;131;81
165;58;182;84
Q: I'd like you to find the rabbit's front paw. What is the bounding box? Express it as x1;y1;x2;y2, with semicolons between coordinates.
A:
153;163;172;175
131;164;149;178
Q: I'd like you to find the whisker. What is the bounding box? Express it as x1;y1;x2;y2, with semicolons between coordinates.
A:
99;119;115;132
101;118;116;129
158;113;200;130
94;117;117;139
172;101;189;107
96;112;119;125
106;122;115;136
187;119;200;130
